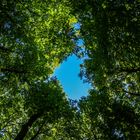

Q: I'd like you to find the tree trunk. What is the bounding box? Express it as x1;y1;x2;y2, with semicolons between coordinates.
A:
14;113;41;140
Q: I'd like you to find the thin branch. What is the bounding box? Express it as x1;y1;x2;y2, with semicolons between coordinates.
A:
1;68;25;74
119;67;140;73
123;89;140;97
0;45;13;53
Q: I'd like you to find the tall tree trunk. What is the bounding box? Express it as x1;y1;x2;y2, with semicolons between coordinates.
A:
14;113;41;140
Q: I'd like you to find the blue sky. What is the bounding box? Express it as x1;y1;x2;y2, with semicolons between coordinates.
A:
73;22;81;30
54;54;91;100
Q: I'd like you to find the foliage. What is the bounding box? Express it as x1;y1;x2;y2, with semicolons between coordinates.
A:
0;0;140;139
0;0;75;90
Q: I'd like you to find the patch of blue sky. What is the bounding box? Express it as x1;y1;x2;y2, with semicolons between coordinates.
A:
73;22;81;30
54;55;91;100
76;38;84;47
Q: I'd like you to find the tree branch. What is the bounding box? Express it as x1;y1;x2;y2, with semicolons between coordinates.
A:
0;45;13;53
123;89;140;97
1;68;25;74
119;67;140;73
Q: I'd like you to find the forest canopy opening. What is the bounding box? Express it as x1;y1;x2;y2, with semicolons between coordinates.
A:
0;0;140;139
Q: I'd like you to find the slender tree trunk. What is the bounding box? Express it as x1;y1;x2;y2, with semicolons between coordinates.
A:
14;113;41;140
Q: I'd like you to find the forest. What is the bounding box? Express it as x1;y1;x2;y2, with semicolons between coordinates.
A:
0;0;140;139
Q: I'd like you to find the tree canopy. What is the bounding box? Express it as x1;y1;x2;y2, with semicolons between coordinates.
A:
0;0;140;139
